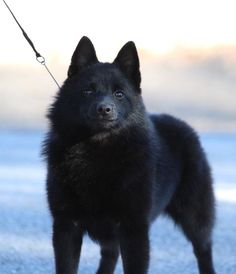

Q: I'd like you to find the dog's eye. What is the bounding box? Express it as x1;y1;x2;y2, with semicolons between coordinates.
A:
114;90;124;99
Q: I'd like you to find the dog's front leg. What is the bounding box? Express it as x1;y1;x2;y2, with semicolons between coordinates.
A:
53;218;83;274
120;221;150;274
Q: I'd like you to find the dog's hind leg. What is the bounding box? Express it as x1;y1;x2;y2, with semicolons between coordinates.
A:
165;167;216;274
96;240;119;274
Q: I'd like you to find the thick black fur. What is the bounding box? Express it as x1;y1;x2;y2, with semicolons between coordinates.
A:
43;36;216;274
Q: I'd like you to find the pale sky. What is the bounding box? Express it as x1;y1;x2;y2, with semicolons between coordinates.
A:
1;0;236;65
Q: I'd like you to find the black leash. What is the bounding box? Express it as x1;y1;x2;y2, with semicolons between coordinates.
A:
2;0;60;89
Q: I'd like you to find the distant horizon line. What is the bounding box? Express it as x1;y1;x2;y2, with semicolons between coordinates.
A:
1;43;236;66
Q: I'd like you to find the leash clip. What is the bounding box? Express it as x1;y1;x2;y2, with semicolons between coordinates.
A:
36;55;45;65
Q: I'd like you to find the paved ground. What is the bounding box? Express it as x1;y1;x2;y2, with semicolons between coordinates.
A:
0;131;235;274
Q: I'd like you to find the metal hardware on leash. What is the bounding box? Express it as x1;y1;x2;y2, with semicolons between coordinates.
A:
2;0;60;89
36;56;46;65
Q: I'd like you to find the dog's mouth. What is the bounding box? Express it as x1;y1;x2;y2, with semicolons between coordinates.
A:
96;118;118;128
97;115;117;122
86;115;118;129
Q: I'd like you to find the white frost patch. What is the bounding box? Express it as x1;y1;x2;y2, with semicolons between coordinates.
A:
0;233;52;256
215;188;236;203
0;165;45;181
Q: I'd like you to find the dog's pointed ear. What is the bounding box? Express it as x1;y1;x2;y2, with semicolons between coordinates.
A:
68;36;98;77
114;41;141;90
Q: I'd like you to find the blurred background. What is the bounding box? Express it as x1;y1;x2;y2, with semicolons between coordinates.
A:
0;1;235;274
0;0;236;131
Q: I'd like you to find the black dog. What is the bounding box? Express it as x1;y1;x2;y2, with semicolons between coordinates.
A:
43;36;216;274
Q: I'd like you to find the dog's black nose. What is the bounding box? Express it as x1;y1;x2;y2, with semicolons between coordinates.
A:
96;103;114;116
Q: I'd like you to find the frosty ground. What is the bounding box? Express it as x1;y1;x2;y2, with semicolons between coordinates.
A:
0;131;235;274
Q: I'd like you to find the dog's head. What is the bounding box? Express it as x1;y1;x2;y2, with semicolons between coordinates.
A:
48;37;146;139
